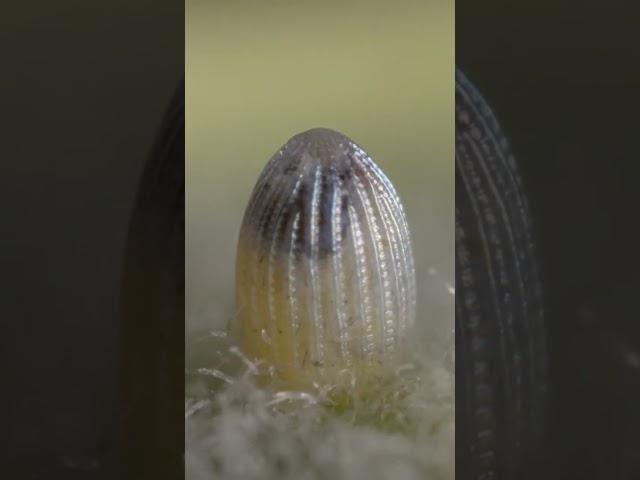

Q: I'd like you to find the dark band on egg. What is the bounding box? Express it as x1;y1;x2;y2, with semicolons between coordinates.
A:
242;130;388;259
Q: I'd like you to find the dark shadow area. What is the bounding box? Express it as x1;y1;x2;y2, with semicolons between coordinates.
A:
0;2;182;478
118;81;184;480
458;1;640;478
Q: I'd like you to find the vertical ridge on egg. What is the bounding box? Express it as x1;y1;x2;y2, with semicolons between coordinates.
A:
234;128;416;390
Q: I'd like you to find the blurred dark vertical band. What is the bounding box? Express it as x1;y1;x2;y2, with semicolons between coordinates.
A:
0;1;183;478
118;81;184;479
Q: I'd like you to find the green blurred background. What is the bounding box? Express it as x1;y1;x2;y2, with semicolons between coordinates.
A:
186;0;454;348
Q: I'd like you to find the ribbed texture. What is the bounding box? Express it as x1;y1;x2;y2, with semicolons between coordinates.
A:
455;69;547;480
235;128;415;389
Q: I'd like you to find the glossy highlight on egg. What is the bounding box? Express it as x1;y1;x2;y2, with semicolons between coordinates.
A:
234;128;416;391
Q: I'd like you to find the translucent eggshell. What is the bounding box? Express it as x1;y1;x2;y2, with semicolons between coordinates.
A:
234;128;416;389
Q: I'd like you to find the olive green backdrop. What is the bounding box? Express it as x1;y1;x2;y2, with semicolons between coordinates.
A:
186;0;454;354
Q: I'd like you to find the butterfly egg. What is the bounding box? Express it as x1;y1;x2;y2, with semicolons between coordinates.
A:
234;128;416;392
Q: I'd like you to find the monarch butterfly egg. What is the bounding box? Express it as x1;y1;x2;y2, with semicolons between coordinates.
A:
234;128;416;392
